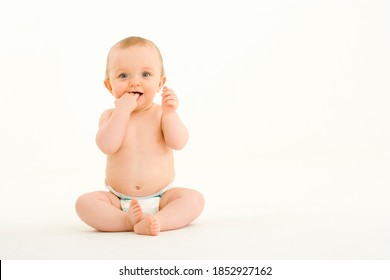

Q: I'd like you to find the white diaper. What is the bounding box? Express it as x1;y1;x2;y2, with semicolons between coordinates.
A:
106;183;173;216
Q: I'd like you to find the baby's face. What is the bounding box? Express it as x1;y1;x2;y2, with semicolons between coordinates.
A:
105;45;165;110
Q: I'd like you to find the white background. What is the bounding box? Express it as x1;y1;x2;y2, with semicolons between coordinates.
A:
0;0;389;262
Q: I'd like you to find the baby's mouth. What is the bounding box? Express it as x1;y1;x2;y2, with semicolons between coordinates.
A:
127;91;143;96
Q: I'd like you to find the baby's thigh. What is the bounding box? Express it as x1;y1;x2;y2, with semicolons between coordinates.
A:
77;191;121;209
159;187;203;208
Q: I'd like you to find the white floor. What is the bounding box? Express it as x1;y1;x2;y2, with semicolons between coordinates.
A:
1;158;389;260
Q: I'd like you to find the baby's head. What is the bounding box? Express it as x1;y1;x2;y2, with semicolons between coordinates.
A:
105;36;165;80
104;36;166;110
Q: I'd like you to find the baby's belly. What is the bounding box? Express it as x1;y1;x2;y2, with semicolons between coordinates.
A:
105;155;175;197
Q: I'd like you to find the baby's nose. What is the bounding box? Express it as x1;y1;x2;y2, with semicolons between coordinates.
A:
128;79;140;87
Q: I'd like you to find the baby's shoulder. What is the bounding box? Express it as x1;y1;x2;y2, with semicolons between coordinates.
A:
98;108;114;125
152;103;162;113
151;103;163;119
101;108;115;116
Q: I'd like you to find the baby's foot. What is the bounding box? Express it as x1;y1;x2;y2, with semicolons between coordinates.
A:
127;198;144;229
134;215;160;236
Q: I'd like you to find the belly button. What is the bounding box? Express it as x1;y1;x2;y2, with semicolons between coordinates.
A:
135;186;140;190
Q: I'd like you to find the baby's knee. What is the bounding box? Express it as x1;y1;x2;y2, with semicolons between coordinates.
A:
189;189;205;211
75;192;98;214
75;193;90;215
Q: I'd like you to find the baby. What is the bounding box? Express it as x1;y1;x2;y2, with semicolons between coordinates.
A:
76;36;204;236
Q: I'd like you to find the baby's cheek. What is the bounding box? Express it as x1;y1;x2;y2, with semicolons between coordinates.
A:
114;90;125;99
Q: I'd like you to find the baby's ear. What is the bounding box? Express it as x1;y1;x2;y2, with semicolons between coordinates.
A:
104;80;113;93
159;75;166;90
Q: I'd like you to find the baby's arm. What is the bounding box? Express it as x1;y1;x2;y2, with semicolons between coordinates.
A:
161;87;189;150
96;93;139;154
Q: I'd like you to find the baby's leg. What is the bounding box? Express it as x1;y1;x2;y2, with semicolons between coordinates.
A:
134;188;204;235
75;191;143;232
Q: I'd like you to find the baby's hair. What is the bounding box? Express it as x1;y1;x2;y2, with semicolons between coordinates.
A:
105;36;165;80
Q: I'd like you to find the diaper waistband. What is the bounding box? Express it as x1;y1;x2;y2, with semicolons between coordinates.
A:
105;182;174;200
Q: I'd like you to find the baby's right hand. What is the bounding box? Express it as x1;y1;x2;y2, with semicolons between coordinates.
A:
114;92;139;113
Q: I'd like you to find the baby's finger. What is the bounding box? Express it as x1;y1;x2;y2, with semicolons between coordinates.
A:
162;91;177;99
162;93;174;99
163;96;178;105
161;90;170;96
162;94;177;102
162;87;174;95
163;98;175;104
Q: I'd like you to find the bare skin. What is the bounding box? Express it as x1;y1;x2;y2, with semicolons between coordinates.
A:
76;41;204;235
128;198;144;228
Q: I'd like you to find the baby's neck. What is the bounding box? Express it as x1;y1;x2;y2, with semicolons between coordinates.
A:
133;103;155;113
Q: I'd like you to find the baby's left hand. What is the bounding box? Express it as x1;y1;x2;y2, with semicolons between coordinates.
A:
161;86;178;113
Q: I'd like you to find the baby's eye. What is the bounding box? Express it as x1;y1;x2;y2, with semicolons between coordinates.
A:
142;72;151;78
118;73;128;79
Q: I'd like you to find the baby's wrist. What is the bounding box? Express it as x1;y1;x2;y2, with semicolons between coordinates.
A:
114;106;132;116
162;110;178;117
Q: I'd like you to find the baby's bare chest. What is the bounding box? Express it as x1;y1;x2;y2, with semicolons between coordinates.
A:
121;113;166;153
